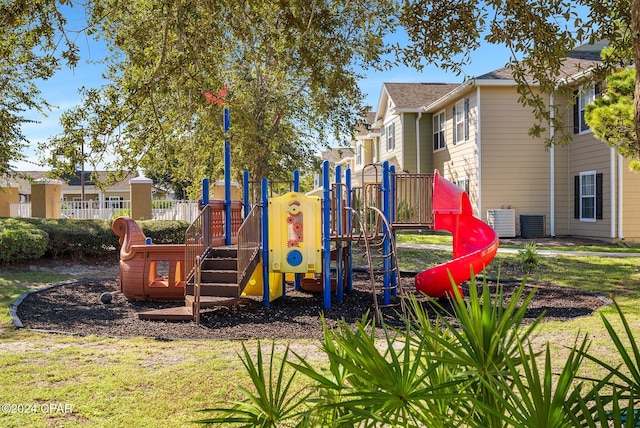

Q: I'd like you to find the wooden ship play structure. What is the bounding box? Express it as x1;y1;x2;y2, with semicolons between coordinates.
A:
113;154;499;324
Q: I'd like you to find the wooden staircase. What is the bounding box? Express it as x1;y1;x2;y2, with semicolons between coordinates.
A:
138;246;241;321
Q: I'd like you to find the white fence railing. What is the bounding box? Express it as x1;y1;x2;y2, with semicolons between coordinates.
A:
9;200;200;222
57;200;132;220
152;200;200;222
10;202;31;218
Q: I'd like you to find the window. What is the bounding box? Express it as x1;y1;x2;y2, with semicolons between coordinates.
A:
574;172;602;221
455;177;469;194
574;83;601;134
107;196;124;209
385;122;395;151
355;143;362;166
452;99;469;144
433;111;445;151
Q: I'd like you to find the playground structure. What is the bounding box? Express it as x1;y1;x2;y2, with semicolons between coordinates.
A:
113;145;499;322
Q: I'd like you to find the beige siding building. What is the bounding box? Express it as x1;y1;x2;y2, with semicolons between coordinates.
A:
351;42;640;242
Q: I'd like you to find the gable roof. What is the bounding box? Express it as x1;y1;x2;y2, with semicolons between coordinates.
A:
382;82;459;109
476;42;604;82
375;82;460;122
321;147;354;164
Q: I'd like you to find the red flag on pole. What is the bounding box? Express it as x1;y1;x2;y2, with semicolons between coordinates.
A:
204;83;228;106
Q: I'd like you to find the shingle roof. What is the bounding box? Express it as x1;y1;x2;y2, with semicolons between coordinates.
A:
383;83;460;109
321;147;355;164
476;43;604;82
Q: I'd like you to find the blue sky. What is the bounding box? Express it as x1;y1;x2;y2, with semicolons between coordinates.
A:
15;19;516;171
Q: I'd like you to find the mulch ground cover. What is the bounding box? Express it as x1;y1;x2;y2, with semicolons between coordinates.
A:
16;272;608;341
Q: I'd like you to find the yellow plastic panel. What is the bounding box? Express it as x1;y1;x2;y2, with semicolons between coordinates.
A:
241;261;284;302
268;192;322;273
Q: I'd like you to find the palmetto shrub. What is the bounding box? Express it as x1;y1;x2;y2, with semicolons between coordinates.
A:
197;277;639;427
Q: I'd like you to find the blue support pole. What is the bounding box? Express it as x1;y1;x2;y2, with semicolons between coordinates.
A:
345;167;353;293
382;161;391;305
293;169;301;291
202;178;210;247
322;161;331;309
261;178;270;307
224;141;232;245
243;170;250;219
389;165;397;296
293;169;300;192
335;165;343;302
201;178;210;206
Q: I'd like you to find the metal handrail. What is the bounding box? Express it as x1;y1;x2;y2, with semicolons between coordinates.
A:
237;204;262;294
184;204;210;284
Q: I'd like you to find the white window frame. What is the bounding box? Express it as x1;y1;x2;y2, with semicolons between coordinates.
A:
107;196;124;209
578;84;595;134
455;177;469;194
385;122;395;152
433;110;446;151
579;170;596;222
355;143;363;166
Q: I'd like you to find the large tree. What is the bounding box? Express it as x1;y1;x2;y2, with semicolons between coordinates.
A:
0;0;78;176
398;0;639;154
43;0;398;196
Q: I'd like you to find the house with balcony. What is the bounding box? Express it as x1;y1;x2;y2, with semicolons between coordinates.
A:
354;42;640;242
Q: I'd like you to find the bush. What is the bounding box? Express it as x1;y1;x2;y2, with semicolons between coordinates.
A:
199;278;636;427
0;218;49;264
518;240;540;268
0;217;190;263
138;220;189;244
23;218;120;260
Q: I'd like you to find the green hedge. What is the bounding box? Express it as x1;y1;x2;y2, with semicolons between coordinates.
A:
0;218;48;264
138;220;190;244
0;217;190;263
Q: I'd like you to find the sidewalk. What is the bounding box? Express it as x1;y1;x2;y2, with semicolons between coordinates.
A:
395;242;640;258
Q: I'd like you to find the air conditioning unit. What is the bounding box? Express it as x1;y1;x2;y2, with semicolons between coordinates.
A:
487;209;516;238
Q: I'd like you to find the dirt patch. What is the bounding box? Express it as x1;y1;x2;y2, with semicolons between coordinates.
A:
15;270;608;341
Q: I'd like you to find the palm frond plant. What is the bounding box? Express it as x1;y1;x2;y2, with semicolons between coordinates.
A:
518;241;540;269
290;313;465;428
195;341;309;427
578;299;640;427
482;334;604;428
405;272;543;427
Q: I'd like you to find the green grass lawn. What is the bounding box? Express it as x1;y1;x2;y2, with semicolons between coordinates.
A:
2;237;640;427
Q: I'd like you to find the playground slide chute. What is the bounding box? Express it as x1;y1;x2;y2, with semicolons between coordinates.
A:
415;171;499;298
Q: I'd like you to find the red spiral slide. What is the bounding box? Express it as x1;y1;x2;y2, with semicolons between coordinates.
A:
415;171;499;298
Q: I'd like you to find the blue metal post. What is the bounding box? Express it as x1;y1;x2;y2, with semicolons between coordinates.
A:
389;165;397;296
201;178;210;206
243;170;250;219
261;178;270;307
293;169;300;192
224;109;232;245
345;167;353;293
382;161;391;305
293;169;301;291
322;161;331;309
201;178;210;247
335;165;343;302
